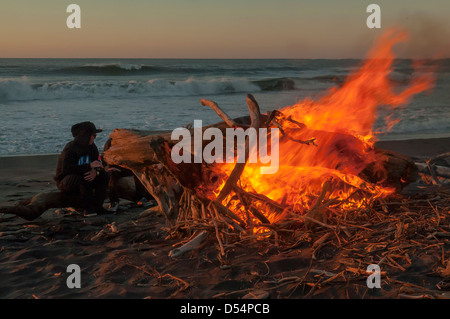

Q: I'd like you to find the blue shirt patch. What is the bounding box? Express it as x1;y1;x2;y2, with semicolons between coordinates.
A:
78;155;91;166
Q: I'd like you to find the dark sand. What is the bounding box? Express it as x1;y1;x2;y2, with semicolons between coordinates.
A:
376;137;450;160
0;154;58;207
0;138;449;299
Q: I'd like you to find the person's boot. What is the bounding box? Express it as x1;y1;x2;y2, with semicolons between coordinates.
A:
108;201;119;213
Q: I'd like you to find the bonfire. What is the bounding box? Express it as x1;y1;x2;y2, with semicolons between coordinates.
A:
104;30;436;238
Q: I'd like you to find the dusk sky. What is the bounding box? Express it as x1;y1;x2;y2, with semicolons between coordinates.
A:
0;0;449;58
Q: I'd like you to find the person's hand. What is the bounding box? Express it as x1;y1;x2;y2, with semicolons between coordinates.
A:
90;160;103;169
84;169;97;182
106;167;121;173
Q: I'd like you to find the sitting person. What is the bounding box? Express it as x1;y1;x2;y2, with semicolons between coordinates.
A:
103;138;154;212
54;121;109;216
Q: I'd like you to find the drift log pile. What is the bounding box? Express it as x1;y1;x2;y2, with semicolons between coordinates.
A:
102;95;420;248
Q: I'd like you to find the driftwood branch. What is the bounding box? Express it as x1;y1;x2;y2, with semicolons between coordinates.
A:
424;152;450;185
168;231;208;258
216;94;261;203
200;99;237;128
415;162;450;179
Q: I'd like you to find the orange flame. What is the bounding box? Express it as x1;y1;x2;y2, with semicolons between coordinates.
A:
283;30;434;140
211;30;435;227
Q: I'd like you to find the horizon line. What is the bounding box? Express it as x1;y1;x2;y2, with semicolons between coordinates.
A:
0;57;448;60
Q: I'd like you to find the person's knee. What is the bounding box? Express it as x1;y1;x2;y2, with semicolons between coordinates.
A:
58;175;82;193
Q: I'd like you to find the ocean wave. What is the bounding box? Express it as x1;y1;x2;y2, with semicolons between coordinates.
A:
53;63;237;76
377;114;450;135
0;77;268;101
55;63;157;75
0;77;36;101
1;72;422;102
52;62;343;76
253;77;295;91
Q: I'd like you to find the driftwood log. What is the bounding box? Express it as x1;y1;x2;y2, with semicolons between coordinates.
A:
0;176;138;221
416;152;450;185
416;163;450;179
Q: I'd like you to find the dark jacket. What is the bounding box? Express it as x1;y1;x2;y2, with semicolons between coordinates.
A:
54;123;101;185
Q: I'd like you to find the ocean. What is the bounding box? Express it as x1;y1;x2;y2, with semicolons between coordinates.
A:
0;58;449;156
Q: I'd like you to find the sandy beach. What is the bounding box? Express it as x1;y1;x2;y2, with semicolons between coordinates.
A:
0;137;449;299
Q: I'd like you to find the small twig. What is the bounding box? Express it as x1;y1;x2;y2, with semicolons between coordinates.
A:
211;207;226;257
428;201;440;227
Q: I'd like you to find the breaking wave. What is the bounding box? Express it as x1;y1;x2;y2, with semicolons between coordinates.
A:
55;63;159;75
52;63;337;76
0;77;260;101
0;77;303;102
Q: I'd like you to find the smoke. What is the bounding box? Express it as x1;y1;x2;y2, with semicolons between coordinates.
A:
395;12;450;59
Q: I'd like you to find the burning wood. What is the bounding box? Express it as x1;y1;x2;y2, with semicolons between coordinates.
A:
99;31;439;262
103;95;420;240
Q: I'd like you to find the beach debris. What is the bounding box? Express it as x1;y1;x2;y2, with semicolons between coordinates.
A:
110;222;119;233
169;231;208;258
121;258;190;297
90;229;106;241
437;261;450;277
138;205;162;219
242;290;270;299
415;152;450;184
91;222;119;241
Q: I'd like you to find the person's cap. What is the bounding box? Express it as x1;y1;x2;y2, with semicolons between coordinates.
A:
71;121;103;137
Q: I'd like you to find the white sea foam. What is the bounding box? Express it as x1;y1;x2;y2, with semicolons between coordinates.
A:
0;77;261;101
81;63;144;70
0;58;448;155
0;77;36;101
